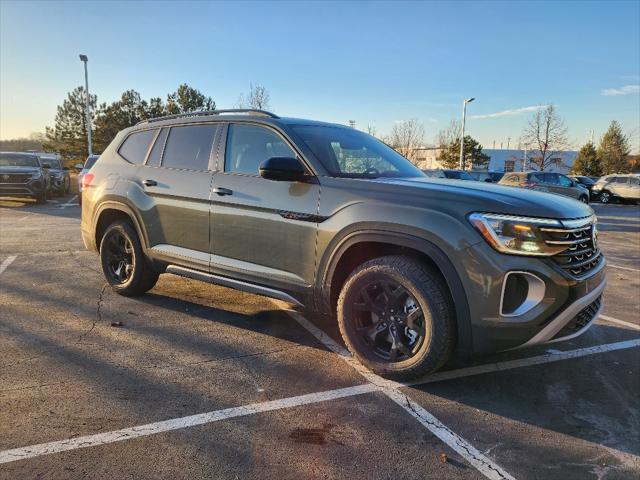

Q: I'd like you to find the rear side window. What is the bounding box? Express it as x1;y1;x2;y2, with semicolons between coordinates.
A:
119;129;157;164
225;124;295;175
558;175;573;187
162;124;218;170
146;128;169;167
543;173;559;185
631;177;640;186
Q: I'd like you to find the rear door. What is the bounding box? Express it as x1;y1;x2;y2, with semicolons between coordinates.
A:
557;174;579;199
139;123;220;271
209;122;320;295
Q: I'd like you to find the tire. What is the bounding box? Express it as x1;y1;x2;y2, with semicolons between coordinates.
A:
99;220;159;296
579;195;589;204
337;255;455;380
600;190;611;203
34;191;47;204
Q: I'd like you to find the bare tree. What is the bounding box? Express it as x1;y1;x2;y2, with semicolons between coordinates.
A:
385;119;425;162
366;124;378;138
435;119;461;148
237;83;271;110
521;105;570;171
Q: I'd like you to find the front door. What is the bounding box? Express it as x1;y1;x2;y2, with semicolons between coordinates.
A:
139;124;219;271
210;123;320;296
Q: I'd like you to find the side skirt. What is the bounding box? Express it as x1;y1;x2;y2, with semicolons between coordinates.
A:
166;265;304;308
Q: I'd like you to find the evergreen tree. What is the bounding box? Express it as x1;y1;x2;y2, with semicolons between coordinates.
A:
93;90;150;153
438;136;490;170
571;142;601;176
166;84;215;114
597;121;631;174
43;86;97;162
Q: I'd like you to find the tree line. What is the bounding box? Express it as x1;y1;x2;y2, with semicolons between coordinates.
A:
41;83;269;163
571;121;633;176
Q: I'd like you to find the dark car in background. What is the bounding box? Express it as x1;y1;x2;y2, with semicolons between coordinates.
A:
469;171;505;183
571;175;597;198
0;152;51;204
423;169;474;180
499;171;590;203
38;154;70;196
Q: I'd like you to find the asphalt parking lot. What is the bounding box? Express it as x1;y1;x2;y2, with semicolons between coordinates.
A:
0;196;638;479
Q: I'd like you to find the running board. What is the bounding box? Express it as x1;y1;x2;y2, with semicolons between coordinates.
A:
166;265;304;307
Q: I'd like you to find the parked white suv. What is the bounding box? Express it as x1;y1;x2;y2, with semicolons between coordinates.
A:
592;174;640;203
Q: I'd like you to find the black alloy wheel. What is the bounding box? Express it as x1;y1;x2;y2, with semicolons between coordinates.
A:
349;277;426;363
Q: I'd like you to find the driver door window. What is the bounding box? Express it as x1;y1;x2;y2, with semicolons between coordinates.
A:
225;124;295;175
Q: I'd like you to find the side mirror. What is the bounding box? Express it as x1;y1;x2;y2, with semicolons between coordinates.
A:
259;157;307;182
42;163;51;169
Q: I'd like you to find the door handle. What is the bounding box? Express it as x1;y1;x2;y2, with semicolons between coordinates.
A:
213;187;233;196
143;179;157;187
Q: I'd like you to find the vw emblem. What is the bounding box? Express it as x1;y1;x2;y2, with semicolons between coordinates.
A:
2;174;9;180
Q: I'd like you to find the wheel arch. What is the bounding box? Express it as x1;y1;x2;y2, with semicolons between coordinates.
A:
93;201;149;253
318;230;473;355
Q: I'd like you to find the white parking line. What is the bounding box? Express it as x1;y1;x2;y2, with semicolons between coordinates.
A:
412;338;640;384
608;264;640;272
0;384;377;465
282;309;515;480
58;195;78;209
0;255;17;275
599;315;640;331
1;333;637;468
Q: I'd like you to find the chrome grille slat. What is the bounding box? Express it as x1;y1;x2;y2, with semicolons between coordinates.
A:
543;218;603;277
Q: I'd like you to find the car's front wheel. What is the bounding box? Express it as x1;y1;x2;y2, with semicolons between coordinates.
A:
337;255;455;380
100;220;159;296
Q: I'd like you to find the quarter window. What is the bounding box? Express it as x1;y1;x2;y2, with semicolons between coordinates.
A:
146;128;169;167
225;124;295;174
162;124;218;170
119;129;157;164
558;175;573;187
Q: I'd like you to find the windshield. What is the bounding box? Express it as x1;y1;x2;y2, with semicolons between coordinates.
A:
40;157;61;169
292;126;424;179
0;154;39;167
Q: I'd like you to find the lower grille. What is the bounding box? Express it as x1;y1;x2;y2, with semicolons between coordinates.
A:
541;218;602;277
552;295;602;339
0;174;31;184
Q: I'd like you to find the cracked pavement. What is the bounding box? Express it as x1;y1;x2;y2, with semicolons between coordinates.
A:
1;198;639;479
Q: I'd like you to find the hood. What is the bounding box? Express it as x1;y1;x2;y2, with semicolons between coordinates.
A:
0;165;41;174
371;176;593;220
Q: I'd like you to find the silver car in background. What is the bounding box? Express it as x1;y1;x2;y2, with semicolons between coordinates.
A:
76;154;99;205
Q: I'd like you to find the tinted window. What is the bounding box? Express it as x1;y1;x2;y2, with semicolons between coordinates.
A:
162;124;217;170
530;173;544;183
0;153;39;167
558;175;573;187
84;155;99;170
225;124;295;174
146;128;168;167
630;177;640;186
119;129;157;164
543;173;559;185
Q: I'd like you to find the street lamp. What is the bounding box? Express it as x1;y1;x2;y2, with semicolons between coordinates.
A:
459;97;475;170
79;54;92;156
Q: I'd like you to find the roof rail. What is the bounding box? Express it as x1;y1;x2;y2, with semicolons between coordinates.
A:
136;109;279;125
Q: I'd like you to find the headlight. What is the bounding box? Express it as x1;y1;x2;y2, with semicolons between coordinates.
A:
468;213;567;256
31;171;42;180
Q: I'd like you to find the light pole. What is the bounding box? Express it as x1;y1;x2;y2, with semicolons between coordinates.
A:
79;54;92;156
459;97;475;170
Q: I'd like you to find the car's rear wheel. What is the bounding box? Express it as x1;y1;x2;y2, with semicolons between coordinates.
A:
100;220;159;296
600;191;611;203
337;255;455;380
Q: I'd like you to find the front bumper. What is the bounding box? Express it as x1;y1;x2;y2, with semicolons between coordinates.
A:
456;239;607;354
0;177;47;197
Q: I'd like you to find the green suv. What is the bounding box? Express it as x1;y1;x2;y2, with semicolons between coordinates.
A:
81;110;606;379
